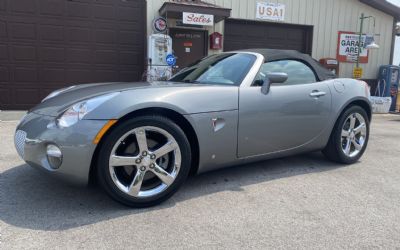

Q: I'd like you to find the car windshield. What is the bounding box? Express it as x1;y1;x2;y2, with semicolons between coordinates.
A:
169;53;256;86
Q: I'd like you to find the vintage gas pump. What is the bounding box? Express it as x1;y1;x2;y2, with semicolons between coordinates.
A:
377;65;400;111
147;34;173;82
319;58;339;76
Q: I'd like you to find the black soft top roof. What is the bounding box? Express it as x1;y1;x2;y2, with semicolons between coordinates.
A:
241;49;337;81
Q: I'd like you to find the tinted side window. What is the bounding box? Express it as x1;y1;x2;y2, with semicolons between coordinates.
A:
170;53;256;85
259;60;317;85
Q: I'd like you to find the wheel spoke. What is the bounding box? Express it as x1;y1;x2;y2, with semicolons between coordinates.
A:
344;138;351;155
135;129;148;153
153;140;178;159
349;115;356;130
151;164;175;186
341;129;350;137
354;123;366;135
128;169;146;196
110;155;139;167
352;139;363;150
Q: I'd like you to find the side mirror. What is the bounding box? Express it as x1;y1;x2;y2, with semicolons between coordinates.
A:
261;72;288;95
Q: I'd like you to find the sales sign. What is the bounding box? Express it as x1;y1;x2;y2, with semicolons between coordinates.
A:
337;31;369;63
183;12;214;26
256;2;285;21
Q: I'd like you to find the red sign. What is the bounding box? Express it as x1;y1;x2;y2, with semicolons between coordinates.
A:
210;32;223;50
152;17;167;33
337;31;369;63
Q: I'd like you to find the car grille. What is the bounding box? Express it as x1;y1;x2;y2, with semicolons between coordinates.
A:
14;130;27;159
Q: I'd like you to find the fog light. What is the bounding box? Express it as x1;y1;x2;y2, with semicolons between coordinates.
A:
46;144;62;169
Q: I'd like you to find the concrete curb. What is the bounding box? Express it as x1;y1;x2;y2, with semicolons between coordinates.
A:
0;111;27;121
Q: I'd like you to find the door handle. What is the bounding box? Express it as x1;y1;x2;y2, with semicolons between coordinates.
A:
309;91;326;98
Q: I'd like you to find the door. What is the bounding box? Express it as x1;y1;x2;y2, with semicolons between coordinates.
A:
169;28;207;69
238;60;331;158
224;19;313;55
0;0;146;110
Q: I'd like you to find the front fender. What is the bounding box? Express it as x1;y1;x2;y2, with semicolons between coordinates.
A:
84;86;239;119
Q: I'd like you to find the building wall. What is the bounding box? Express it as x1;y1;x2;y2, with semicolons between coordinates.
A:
394;36;400;65
146;0;395;79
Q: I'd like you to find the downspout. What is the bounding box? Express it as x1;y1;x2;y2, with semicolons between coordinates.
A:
390;18;397;64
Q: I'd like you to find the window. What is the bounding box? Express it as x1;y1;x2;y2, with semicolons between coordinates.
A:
254;60;317;86
170;53;256;86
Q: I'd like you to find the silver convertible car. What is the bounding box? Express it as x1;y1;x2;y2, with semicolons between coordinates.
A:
15;49;371;207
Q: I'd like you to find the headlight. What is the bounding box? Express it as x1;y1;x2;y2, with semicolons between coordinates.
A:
57;92;119;128
42;86;76;103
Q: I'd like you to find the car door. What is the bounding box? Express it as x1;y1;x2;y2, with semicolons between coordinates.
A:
237;59;332;158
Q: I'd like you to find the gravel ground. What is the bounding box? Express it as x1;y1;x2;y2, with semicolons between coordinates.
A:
1;114;400;249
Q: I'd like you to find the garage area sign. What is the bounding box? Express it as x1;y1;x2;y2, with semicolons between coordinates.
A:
256;2;285;21
337;31;369;63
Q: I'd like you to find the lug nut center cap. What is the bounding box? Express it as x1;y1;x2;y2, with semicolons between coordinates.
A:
141;156;151;166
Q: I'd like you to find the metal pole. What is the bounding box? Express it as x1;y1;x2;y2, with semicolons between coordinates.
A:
356;13;364;68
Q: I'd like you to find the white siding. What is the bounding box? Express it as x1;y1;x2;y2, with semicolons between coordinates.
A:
394;36;400;65
146;0;394;79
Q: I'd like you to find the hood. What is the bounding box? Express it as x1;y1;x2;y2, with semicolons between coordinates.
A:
30;81;204;116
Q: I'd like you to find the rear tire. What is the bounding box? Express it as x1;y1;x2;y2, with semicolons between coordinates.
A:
97;115;191;207
322;105;369;164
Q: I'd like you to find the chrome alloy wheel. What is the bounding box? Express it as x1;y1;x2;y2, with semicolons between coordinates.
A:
341;113;367;158
109;126;181;198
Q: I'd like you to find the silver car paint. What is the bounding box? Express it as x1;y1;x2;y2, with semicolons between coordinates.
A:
17;112;107;185
85;85;239;119
238;81;332;157
15;52;371;185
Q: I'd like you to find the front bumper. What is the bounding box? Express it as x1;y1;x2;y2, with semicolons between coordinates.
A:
15;112;108;186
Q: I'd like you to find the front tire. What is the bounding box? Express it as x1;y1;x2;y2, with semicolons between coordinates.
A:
97;115;191;207
322;105;369;164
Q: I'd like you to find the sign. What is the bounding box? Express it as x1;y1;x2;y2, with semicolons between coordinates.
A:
210;32;223;50
337;31;369;63
353;67;363;79
326;59;338;65
152;17;167;33
183;12;214;26
256;2;285;21
166;54;176;66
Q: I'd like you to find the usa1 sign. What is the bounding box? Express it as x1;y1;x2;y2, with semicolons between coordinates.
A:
256;2;285;21
183;12;214;26
337;31;369;63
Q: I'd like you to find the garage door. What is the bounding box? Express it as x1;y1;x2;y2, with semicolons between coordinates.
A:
224;19;313;55
0;0;146;110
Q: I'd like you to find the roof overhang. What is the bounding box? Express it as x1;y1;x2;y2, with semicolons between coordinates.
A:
359;0;400;20
159;1;231;23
